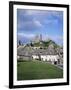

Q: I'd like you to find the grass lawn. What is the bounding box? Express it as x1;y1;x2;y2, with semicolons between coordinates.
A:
17;60;63;80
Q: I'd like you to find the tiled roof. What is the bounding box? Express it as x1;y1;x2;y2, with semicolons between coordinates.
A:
17;45;61;56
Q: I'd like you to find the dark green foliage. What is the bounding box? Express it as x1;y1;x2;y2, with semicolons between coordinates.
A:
19;40;21;45
31;39;60;48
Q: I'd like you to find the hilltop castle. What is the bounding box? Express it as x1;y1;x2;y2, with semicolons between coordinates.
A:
32;34;42;43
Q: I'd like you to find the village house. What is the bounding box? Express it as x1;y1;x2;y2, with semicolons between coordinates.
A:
32;45;60;65
17;44;63;65
17;46;32;61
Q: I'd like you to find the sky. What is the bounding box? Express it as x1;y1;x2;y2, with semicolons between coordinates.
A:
17;9;63;45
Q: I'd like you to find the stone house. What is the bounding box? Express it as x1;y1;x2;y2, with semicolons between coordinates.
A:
17;44;63;65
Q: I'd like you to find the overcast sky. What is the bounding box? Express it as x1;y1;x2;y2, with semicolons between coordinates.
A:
17;9;63;45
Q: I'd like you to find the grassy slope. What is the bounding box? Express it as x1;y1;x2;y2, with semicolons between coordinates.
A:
17;60;63;80
33;40;60;48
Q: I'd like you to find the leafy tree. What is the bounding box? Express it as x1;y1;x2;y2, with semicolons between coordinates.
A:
38;54;41;61
30;42;33;47
19;40;21;45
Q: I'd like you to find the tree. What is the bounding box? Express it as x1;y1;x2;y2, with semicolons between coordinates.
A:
19;40;21;45
30;42;33;47
38;54;41;61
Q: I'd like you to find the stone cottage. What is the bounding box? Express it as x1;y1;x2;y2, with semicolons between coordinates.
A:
17;44;63;65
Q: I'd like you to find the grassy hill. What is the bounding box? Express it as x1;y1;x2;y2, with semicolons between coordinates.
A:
32;39;60;48
17;60;63;80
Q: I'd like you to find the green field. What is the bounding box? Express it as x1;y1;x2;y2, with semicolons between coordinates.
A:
17;60;63;80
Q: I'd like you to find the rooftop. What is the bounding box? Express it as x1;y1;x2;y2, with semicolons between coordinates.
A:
17;45;62;56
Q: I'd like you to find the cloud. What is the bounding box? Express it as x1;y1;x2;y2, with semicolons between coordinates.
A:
17;19;43;31
48;11;63;16
17;9;63;31
42;35;49;41
23;10;63;17
17;9;63;20
48;35;63;45
18;9;47;16
24;10;40;15
43;19;58;25
33;20;42;27
17;9;63;45
58;36;63;40
18;32;35;39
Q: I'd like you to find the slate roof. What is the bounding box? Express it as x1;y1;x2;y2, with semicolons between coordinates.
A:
17;46;32;56
17;45;61;56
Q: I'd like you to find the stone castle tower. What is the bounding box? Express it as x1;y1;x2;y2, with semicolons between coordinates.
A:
35;34;42;42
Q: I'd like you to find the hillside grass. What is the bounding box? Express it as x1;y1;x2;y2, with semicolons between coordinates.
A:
32;40;60;49
17;60;63;80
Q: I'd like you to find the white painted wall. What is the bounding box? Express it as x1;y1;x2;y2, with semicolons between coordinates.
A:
0;0;71;90
41;55;47;61
32;55;59;62
32;55;39;59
